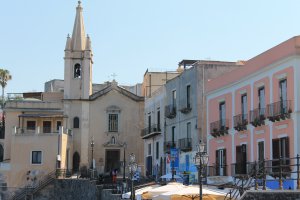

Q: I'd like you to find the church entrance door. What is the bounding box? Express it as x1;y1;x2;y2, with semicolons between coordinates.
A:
105;149;120;173
73;152;80;172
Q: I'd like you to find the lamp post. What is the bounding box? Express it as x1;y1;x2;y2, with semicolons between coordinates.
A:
128;153;138;200
193;141;209;200
90;137;95;179
122;142;127;194
171;150;175;181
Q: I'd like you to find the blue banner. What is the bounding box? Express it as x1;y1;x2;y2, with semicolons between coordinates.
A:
170;148;179;168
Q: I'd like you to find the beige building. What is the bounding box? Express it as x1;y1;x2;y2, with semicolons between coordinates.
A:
0;2;144;188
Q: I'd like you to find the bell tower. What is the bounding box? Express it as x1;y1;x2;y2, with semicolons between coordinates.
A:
64;1;93;99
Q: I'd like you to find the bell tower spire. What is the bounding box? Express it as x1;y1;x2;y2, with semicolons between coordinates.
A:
71;1;86;51
64;1;93;99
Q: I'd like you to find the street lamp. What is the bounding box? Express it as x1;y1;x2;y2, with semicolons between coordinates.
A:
128;153;138;200
171;151;176;181
193;141;209;200
122;142;127;194
90;137;95;178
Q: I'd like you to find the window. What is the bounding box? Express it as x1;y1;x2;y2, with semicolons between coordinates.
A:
157;110;160;130
279;79;287;111
56;121;62;131
148;143;151;156
172;126;176;148
74;63;81;78
156;142;159;159
148;114;151;132
186;85;191;108
32;151;42;164
108;114;118;132
258;87;265;115
172;90;176;108
219;102;226;127
27;121;36;131
73;117;79;128
241;94;247;120
187;122;191;138
43;121;51;133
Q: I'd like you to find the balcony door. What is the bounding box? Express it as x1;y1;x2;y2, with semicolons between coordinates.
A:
258;87;265;116
219;102;226;127
236;144;247;174
279;79;287;113
216;149;226;176
258;141;264;169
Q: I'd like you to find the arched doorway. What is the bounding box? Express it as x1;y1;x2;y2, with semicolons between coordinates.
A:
73;152;80;172
0;144;3;162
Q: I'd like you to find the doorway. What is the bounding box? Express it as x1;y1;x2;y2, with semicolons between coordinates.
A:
73;152;80;172
236;144;247;174
216;149;226;176
105;149;120;173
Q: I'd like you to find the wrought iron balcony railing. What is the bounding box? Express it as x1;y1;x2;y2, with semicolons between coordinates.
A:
210;119;230;138
179;103;192;114
266;100;293;122
233;113;248;131
178;138;192;152
165;105;177;119
207;164;227;176
140;124;162;139
250;108;266;127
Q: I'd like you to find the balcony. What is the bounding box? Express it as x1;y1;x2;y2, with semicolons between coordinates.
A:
13;126;72;136
250;108;266;127
179;104;192;114
140;124;162;139
210;119;229;138
165;105;177;119
267;100;293;122
178;138;192;152
164;141;176;153
207;164;227;176
233;114;248;132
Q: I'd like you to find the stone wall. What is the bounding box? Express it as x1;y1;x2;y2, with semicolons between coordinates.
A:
33;179;100;200
241;190;300;200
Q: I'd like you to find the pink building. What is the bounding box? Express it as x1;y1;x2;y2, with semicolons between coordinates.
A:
206;36;300;187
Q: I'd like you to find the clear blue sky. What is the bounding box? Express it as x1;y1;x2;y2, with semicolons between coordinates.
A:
1;1;300;94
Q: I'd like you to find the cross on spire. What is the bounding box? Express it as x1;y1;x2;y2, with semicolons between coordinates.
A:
111;73;117;80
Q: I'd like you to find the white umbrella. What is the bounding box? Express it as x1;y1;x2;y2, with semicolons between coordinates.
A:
160;173;182;179
142;182;185;199
122;185;159;199
153;185;227;200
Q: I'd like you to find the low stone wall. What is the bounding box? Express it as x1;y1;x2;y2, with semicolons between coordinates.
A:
241;190;300;200
33;179;100;200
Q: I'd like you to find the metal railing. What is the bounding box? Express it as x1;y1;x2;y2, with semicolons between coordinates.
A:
233;113;248;131
10;170;56;200
266;100;293;122
210;119;229;137
207;164;227;176
140;124;161;138
178;138;192;152
165;105;176;119
249;108;266;127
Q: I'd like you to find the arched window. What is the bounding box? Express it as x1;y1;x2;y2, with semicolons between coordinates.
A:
74;63;81;78
73;117;79;128
111;136;116;144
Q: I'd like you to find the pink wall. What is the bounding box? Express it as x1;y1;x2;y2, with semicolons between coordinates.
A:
207;36;300;93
